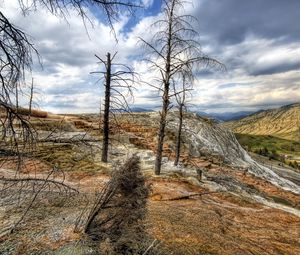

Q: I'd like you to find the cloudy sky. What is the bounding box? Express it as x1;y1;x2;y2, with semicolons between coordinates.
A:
1;0;300;114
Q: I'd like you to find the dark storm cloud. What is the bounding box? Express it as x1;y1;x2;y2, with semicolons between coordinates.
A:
250;61;300;76
192;0;300;77
218;82;256;89
194;69;215;77
197;99;298;112
195;0;300;45
5;0;299;113
43;84;92;95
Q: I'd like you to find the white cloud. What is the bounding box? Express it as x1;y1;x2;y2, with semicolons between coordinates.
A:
1;0;146;113
142;0;154;8
1;0;299;114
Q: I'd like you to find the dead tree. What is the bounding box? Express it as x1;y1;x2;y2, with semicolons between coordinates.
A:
0;0;142;160
92;52;137;163
140;0;224;175
0;11;36;144
0;0;142;236
18;0;141;32
102;53;112;163
84;156;149;252
174;101;184;166
0;0;142;150
173;75;192;166
15;86;19;112
28;78;34;118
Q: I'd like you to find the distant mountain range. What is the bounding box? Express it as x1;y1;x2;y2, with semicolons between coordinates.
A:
197;110;257;122
223;103;300;141
131;107;154;112
131;104;300;136
130;107;257;121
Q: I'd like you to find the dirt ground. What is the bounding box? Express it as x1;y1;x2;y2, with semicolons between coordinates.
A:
1;169;300;255
148;186;300;255
1;113;300;255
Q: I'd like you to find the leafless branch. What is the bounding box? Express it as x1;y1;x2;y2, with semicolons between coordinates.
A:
92;52;138;162
139;0;225;174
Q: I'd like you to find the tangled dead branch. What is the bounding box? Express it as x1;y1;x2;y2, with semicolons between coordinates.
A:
160;191;224;201
18;0;142;38
0;166;79;233
0;9;38;156
139;0;225;175
84;155;150;253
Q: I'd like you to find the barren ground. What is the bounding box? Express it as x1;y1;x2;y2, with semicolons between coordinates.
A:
1;113;299;255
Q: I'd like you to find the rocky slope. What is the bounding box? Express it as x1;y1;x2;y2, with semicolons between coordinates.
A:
223;103;300;140
106;111;300;194
166;112;300;194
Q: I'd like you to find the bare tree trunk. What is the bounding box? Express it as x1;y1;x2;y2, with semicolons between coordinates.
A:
174;103;183;166
15;85;19;112
101;53;111;163
154;1;175;175
94;52;135;162
141;0;223;175
99;98;102;130
28;78;34;119
155;88;170;175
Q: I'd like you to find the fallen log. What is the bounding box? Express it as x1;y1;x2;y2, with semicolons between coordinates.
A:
160;191;223;201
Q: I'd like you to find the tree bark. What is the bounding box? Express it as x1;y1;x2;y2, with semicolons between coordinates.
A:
154;0;175;175
154;87;169;175
174;103;183;166
101;53;111;163
15;86;18;113
28;78;34;119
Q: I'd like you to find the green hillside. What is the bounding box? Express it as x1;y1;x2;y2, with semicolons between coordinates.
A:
224;103;300;141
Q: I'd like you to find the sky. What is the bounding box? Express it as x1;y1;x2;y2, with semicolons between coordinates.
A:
1;0;300;114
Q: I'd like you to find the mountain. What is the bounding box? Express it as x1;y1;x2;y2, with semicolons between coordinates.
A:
197;110;256;122
131;107;154;112
223;103;300;141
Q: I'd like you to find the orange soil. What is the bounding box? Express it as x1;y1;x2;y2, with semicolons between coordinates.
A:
144;178;300;255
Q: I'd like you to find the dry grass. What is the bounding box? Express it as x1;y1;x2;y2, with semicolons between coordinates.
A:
224;103;300;141
33;143;107;175
0;107;48;118
30;118;76;132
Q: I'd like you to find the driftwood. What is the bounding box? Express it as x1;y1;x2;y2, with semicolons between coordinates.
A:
142;239;160;255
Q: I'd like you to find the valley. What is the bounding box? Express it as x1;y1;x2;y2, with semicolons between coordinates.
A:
223;103;300;171
224;103;300;141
